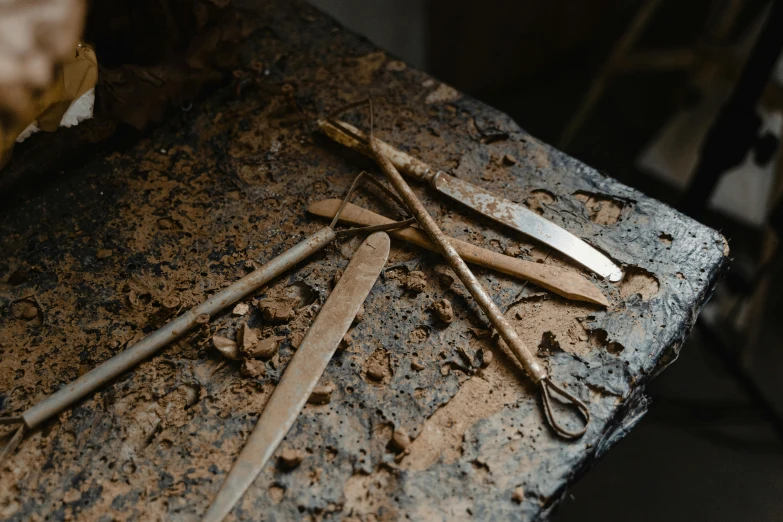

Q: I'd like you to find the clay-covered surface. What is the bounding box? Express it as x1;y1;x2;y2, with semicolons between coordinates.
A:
0;1;728;520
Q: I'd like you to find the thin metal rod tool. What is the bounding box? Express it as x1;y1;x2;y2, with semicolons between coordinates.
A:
332;100;590;439
0;174;414;462
319;108;623;282
202;231;391;522
308;198;610;307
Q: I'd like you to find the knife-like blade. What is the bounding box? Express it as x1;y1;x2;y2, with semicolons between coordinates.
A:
319;119;622;282
202;232;391;522
433;173;623;282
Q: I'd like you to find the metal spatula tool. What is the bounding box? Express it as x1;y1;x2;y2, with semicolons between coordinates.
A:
202;231;391;522
319;115;623;282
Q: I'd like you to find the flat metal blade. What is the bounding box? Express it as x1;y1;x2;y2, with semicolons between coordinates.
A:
432;173;623;281
202;231;391;522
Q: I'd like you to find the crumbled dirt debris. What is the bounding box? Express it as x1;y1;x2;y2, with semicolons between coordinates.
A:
245;335;283;360
404;271;428;293
239;322;258;351
408;326;429;344
278;448;305;470
258;297;298;323
212;335;241;361
10;299;38;321
386;60;406;72
504;244;523;257
503;153;517;165
364;347;391;384
241;359;266;379
96;249;114;259
658;233;673;245
432;298;454;324
425;83;461;105
391;426;411;451
507;295;600;358
620;266;660;301
289;330;305;349
232;302;250;316
574;191;626;225
308;382;334;405
477;348;493;368
512;486;525;504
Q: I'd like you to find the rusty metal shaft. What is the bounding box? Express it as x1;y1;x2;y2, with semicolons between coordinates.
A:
368;138;548;383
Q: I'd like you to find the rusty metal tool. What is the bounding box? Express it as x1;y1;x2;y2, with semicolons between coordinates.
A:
319;116;623;283
202;231;390;522
0;174;413;463
308;198;610;307
335;102;590;439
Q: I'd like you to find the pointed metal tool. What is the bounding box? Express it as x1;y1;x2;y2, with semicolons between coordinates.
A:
0;172;412;463
319;117;624;283
202;231;390;522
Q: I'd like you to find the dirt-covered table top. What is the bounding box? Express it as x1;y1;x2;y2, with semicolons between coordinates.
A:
0;1;728;520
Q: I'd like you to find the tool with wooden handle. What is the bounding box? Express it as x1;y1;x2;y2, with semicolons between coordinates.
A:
319;117;623;283
308;198;609;307
202;232;391;522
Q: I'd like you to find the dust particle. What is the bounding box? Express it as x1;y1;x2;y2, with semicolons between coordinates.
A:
232;302;250;316
308;382;335;405
278;448;305;470
404;271;428;293
391;426;411;451
258;297;298;323
241;359;265;378
245;335;283;360
425;83;461;105
364;348;391;384
432;298;454;324
212;335;241;361
408;326;429;344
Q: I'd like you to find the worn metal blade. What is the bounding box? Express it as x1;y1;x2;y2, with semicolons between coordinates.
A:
202;232;390;522
432;173;623;282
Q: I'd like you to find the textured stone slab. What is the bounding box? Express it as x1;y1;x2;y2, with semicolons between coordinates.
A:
0;1;727;520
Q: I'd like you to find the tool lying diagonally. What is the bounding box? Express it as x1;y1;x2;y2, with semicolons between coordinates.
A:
202;232;391;522
324;101;591;439
319;116;624;283
0;174;413;463
308;198;609;307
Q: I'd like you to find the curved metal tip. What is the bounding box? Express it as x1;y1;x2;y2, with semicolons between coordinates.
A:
0;420;26;463
539;378;590;439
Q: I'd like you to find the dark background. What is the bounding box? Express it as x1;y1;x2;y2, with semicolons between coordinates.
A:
309;1;783;520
